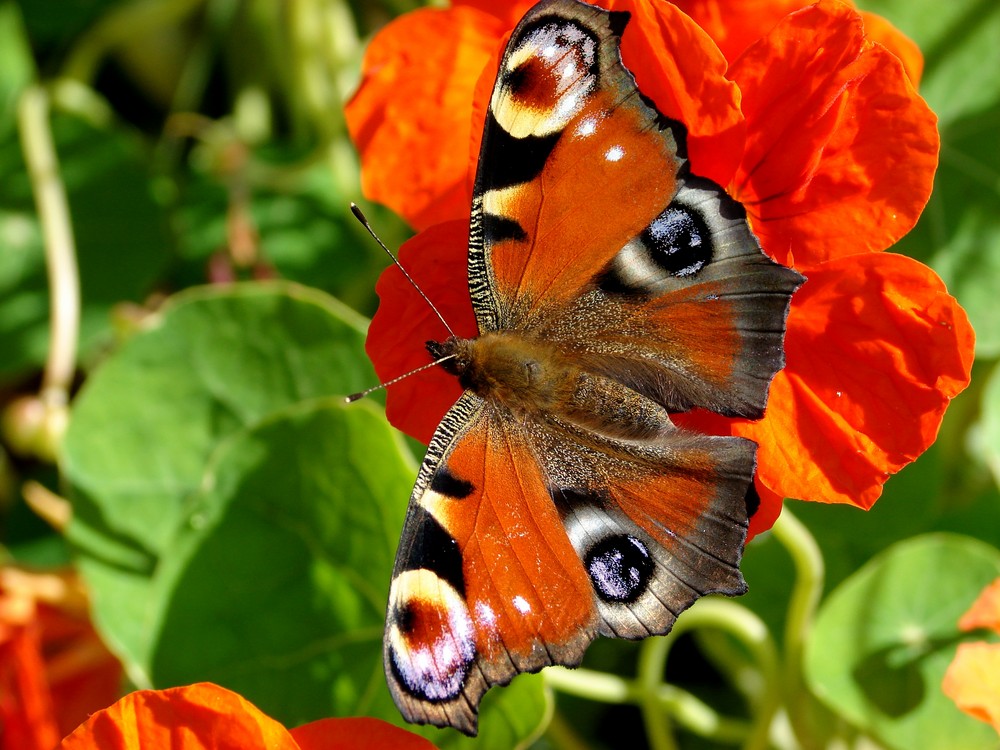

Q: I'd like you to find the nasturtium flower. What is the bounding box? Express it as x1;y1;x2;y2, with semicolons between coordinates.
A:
0;567;121;750
57;682;437;750
346;0;974;536
943;579;1000;735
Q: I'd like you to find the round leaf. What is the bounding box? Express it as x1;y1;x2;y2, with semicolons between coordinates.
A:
805;534;1000;750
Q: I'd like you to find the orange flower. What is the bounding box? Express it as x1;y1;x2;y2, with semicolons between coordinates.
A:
57;682;438;749
0;567;122;750
669;0;924;84
943;579;1000;735
346;0;973;535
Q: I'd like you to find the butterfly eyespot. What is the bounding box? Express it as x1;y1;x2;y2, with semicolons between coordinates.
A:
643;205;711;278
387;570;476;703
492;19;599;139
585;534;654;603
597;200;717;296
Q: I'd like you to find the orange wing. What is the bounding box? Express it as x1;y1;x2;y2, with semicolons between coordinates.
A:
469;0;682;331
385;392;754;734
468;0;803;418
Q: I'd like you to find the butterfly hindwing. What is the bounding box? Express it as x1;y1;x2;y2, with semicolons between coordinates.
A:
385;393;755;734
544;176;805;418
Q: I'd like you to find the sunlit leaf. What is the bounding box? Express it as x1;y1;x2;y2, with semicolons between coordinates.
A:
147;398;412;727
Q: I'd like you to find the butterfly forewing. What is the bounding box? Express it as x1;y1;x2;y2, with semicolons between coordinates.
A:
469;0;684;333
470;0;803;418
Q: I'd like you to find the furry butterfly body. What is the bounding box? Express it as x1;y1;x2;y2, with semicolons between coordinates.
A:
382;0;803;734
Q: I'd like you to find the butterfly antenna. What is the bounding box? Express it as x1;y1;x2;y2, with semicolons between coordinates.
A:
345;354;457;403
350;203;456;338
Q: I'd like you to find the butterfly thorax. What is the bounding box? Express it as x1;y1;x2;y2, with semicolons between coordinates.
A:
427;334;671;440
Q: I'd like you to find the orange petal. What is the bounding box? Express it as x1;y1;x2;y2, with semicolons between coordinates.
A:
289;717;438;749
367;220;477;444
454;0;537;28
670;0;810;64
346;7;505;230
0;594;60;750
608;0;745;186
58;683;299;750
959;579;1000;634
728;1;938;266
859;11;924;85
670;0;925;87
943;642;1000;734
733;253;973;507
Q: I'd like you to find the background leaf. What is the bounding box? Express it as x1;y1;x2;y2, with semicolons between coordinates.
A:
805;534;1000;750
148;398;412;726
0;111;171;378
62;282;376;670
860;0;1000;356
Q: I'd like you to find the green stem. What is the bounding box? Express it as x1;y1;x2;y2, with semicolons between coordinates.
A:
672;599;781;749
17;86;79;412
545;595;782;748
638;636;679;750
652;683;750;744
771;507;825;749
543;666;635;704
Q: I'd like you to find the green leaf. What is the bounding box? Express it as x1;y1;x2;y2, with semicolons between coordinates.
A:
63;282;376;665
805;534;1000;750
148;397;412;725
858;0;1000;355
147;396;546;744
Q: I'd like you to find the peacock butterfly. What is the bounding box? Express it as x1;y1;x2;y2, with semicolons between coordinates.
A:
378;0;803;735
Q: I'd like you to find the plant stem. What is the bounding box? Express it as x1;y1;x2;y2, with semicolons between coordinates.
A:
638;636;679;750
771;508;825;750
543;666;635;704
17;86;80;412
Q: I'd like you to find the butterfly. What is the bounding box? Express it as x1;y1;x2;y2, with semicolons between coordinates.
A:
380;0;804;735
